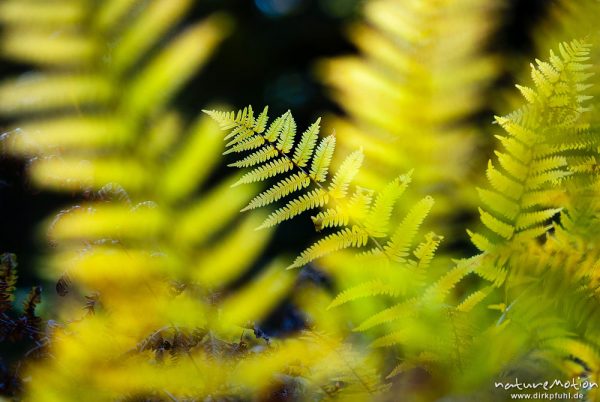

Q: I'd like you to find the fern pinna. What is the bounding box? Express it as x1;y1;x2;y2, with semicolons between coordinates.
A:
206;106;441;270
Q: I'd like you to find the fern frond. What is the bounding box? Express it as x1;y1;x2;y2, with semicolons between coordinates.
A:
473;259;508;288
209;106;439;269
328;150;364;199
472;39;594;251
354;300;415;332
370;330;407;348
424;259;476;303
413;232;443;271
234;157;294;186
312;207;349;232
276;111;297;153
228;147;279;168
0;3;356;400
457;286;494;313
365;173;411;237
319;0;501;233
203;106;256;131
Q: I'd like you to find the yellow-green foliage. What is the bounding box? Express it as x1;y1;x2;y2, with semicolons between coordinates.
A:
207;107;443;271
0;1;379;400
322;38;600;400
454;39;600;397
208;104;487;389
3;1;600;401
211;39;600;400
319;0;500;225
469;40;594;254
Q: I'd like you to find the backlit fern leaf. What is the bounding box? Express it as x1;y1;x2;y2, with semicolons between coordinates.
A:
208;106;439;269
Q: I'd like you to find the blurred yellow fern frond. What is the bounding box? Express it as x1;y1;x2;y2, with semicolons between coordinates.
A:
319;0;501;232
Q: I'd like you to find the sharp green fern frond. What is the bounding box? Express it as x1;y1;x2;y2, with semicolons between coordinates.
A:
233;157;294;186
258;188;329;229
328;149;364;199
242;172;311;212
208;106;438;269
312;206;349;232
365;173;411;237
204;105;259;131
